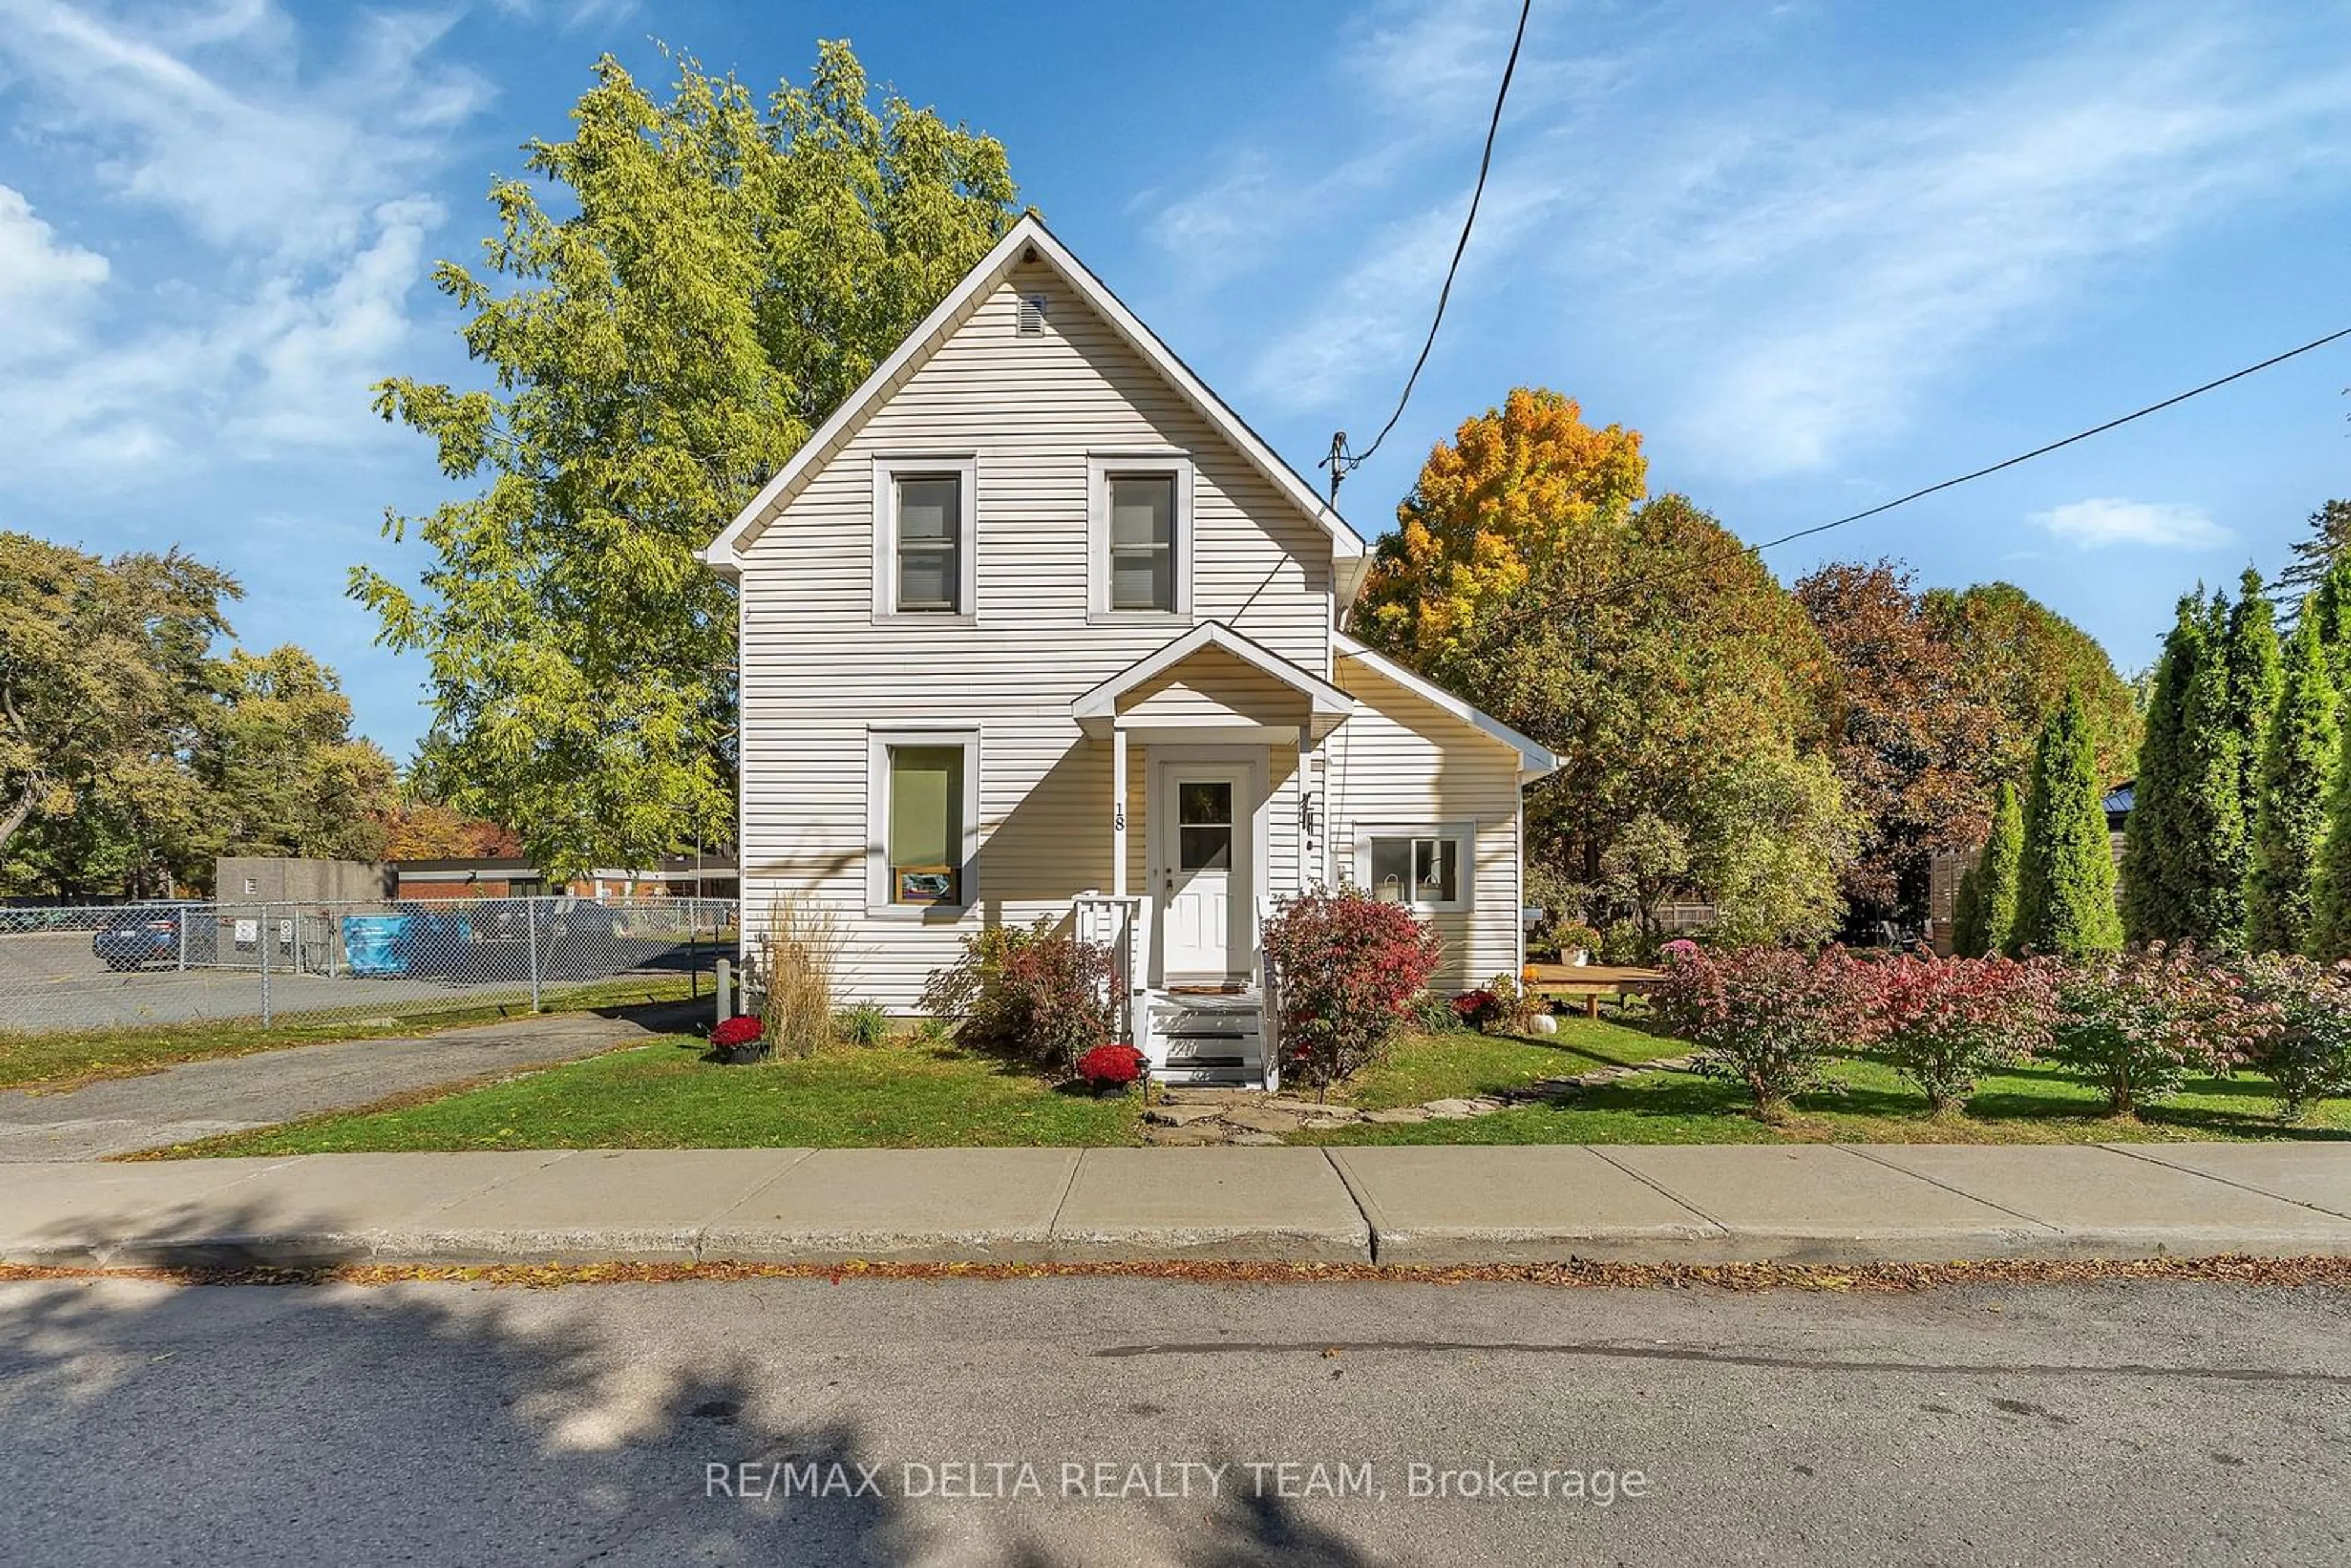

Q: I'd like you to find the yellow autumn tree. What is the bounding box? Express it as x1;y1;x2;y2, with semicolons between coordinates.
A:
1355;387;1647;661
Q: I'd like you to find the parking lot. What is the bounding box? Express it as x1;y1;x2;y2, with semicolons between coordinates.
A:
0;901;726;1035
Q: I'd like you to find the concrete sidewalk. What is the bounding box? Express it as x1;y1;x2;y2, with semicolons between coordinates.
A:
6;1142;2351;1269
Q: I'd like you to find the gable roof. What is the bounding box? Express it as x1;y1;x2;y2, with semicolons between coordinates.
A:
698;214;1370;585
1333;632;1561;782
1072;621;1355;729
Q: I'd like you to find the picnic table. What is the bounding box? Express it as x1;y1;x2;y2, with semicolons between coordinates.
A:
1523;962;1665;1019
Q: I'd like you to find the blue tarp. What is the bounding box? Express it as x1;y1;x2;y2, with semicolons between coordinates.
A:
342;915;411;977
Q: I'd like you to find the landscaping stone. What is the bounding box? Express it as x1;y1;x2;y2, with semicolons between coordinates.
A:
1142;1125;1226;1147
1142;1105;1226;1127
1423;1098;1482;1119
1221;1106;1304;1135
1362;1108;1431;1124
1229;1133;1284;1147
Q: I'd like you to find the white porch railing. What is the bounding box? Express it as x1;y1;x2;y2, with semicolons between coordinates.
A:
1072;892;1146;1050
1256;895;1281;1093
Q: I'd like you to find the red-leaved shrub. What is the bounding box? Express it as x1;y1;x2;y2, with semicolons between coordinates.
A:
1651;944;1872;1116
925;918;1115;1075
2235;955;2351;1120
2047;942;2245;1117
1077;1043;1146;1087
1264;887;1444;1095
1858;951;2057;1114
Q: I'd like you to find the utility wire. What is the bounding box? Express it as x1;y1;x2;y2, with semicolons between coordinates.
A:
1552;323;2351;614
1321;0;1534;500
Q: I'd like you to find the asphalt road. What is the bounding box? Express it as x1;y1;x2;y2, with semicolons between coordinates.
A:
0;930;700;1033
3;1274;2345;1564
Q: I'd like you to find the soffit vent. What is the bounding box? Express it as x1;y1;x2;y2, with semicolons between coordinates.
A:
1018;293;1048;336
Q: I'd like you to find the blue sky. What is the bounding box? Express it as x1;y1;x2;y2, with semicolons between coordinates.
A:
4;0;2348;757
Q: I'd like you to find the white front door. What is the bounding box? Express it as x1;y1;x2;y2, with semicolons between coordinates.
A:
1155;766;1247;980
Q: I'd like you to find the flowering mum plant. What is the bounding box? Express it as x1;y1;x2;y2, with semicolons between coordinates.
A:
1451;988;1500;1029
1858;951;2057;1115
710;1015;765;1049
1650;945;1871;1117
1076;1043;1146;1087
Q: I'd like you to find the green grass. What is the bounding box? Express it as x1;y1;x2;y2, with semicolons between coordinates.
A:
1336;1019;1689;1110
0;975;700;1093
1301;1048;2351;1147
165;1035;1145;1157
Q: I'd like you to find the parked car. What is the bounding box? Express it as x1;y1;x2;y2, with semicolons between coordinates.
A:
92;910;182;971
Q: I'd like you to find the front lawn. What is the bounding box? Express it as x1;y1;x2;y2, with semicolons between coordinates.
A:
0;975;700;1093
1335;1019;1687;1110
1300;1049;2351;1146
161;1035;1145;1157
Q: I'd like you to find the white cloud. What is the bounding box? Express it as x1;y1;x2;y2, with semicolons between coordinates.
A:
2028;497;2234;550
0;2;488;484
0;186;109;358
1138;0;2351;481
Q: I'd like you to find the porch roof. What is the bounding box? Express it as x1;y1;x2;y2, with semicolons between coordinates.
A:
1070;621;1355;742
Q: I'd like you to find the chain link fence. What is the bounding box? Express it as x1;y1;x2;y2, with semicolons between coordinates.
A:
0;896;736;1038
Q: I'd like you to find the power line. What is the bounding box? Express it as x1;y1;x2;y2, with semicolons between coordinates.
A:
1320;0;1534;503
1560;323;2351;613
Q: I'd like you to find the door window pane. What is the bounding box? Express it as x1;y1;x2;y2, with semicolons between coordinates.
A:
889;745;963;903
1108;474;1175;610
1177;779;1231;872
894;475;961;612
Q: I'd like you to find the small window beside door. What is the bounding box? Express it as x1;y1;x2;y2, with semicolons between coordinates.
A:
873;456;977;621
1358;827;1472;912
1087;454;1192;620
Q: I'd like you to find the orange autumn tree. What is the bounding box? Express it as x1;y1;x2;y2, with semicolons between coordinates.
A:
1356;387;1648;661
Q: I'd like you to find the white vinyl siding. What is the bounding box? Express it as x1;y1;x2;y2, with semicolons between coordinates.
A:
1324;657;1526;992
730;261;1521;1011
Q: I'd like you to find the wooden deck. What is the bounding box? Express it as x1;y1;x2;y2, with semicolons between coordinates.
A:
1524;962;1665;1019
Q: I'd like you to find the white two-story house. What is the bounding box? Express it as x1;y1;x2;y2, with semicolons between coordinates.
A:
699;216;1556;1084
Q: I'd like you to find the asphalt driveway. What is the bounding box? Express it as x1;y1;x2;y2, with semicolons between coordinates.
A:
0;1000;706;1161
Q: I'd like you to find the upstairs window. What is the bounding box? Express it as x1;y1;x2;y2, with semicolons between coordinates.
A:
1108;475;1176;611
873;456;977;621
1087;454;1193;621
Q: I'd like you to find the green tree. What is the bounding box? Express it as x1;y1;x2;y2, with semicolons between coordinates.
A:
0;532;238;896
1951;864;1984;956
2278;498;2351;608
1976;781;2024;957
2121;596;2205;940
1373;469;1849;945
2224;566;2284;815
2309;722;2351;961
2249;613;2341;954
356;43;1019;876
2013;690;2123;956
195;647;399;866
2309;553;2351;691
1923;580;2140;791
